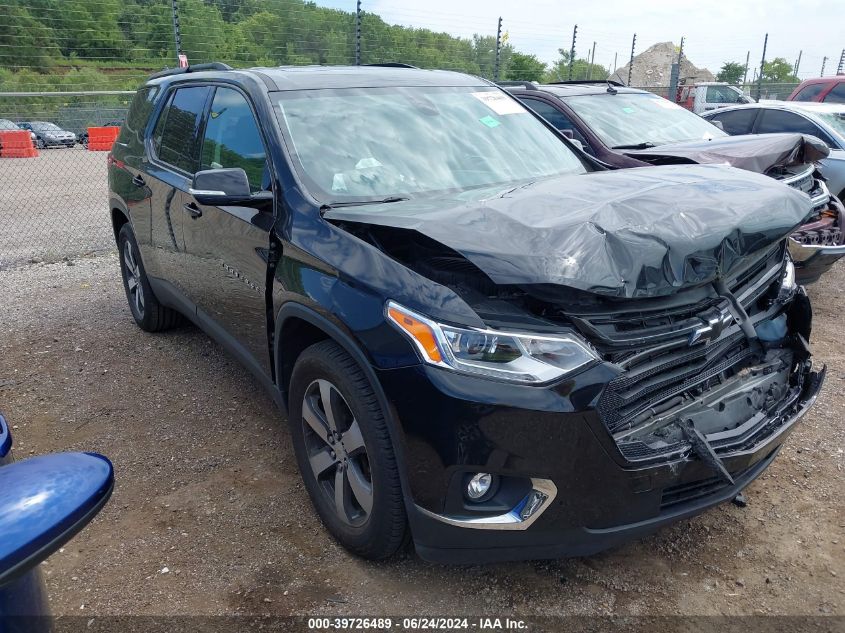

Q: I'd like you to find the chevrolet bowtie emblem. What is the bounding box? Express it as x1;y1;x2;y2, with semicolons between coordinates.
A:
688;306;735;346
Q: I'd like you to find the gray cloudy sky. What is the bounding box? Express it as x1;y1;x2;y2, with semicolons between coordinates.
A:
320;0;844;79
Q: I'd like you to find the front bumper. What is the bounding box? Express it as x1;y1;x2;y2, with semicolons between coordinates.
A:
790;194;845;284
378;356;824;564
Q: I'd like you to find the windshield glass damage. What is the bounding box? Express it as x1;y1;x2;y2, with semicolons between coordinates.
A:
273;86;586;203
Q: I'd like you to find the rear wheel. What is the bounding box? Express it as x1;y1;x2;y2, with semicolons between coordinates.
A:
288;340;408;559
117;224;181;332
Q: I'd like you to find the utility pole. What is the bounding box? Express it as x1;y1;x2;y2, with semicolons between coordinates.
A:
742;50;750;86
821;56;827;76
837;49;845;75
756;33;767;102
793;50;802;77
493;17;502;81
170;0;183;64
568;25;578;80
587;41;596;80
627;33;637;86
613;52;618;76
355;0;361;65
669;36;684;101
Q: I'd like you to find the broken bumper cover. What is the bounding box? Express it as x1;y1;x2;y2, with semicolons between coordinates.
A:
789;193;845;284
380;360;824;564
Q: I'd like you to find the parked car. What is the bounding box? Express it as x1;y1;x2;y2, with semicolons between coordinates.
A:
503;81;845;284
79;119;124;149
702;102;845;199
0;413;113;628
787;77;845;104
17;122;76;148
109;63;823;563
674;81;752;114
0;119;38;148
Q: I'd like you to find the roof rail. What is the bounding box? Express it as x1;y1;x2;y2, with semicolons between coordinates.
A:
363;63;418;69
496;81;538;90
546;79;625;87
148;62;233;81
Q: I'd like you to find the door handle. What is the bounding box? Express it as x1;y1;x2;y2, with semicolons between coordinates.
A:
183;202;202;219
132;174;146;188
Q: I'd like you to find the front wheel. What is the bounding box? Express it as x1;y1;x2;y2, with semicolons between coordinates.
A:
288;340;408;559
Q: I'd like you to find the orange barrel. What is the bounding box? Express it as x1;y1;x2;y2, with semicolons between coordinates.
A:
0;130;39;158
87;126;120;151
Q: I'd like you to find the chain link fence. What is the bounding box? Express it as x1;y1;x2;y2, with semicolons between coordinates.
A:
2;0;842;268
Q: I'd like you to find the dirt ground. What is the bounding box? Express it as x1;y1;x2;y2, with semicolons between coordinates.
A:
0;252;843;619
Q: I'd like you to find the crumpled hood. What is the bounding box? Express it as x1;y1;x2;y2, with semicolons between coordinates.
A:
623;133;829;174
325;164;813;298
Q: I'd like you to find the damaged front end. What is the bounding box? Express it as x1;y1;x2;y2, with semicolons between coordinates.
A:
626;134;845;283
559;243;824;470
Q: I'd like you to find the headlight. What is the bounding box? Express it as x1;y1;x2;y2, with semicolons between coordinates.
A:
778;258;796;302
386;301;598;383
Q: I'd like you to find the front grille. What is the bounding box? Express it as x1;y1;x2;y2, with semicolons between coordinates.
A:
574;244;785;437
780;165;831;211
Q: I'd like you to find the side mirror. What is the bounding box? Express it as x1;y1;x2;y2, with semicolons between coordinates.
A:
711;119;725;131
189;168;273;209
0;452;113;588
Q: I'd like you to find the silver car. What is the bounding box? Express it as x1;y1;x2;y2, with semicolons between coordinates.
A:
702;102;845;201
703;102;845;281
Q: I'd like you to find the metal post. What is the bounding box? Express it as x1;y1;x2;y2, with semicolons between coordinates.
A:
793;50;802;76
756;33;767;102
742;50;750;86
493;17;502;81
613;52;618;75
627;33;636;86
355;0;361;65
587;41;596;80
668;37;684;100
170;0;183;63
837;49;845;75
821;56;827;76
568;25;577;80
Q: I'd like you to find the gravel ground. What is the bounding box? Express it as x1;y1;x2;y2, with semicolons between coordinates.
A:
0;253;843;618
0;149;112;269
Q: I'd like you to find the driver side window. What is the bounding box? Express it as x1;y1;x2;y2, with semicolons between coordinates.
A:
200;87;268;192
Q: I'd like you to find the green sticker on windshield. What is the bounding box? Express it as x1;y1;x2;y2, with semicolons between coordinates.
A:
479;115;501;128
622;106;636;114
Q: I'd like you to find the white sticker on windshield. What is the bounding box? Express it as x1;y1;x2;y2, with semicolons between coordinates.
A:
471;92;527;115
653;98;681;109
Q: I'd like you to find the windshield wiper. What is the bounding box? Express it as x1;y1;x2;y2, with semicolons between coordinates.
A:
611;142;658;150
320;196;409;212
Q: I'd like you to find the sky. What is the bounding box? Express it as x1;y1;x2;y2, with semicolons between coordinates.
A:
318;0;844;79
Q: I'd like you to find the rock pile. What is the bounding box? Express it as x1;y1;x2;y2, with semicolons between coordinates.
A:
610;41;715;87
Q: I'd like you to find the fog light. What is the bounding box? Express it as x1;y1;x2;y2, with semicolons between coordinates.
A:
465;473;493;501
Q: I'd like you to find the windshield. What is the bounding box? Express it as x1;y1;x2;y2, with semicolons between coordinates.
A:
0;120;20;130
564;93;726;148
273;86;586;202
705;85;747;104
33;122;60;131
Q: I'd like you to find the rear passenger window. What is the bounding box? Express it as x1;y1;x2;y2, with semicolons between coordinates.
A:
757;109;833;144
709;109;757;135
825;83;845;104
200;87;267;191
121;86;158;148
792;84;825;102
152;86;211;174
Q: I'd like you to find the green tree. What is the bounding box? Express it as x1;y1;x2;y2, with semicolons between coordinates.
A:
506;52;546;82
543;48;607;83
716;61;746;85
762;57;798;83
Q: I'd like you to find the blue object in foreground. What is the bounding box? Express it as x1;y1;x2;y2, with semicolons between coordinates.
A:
0;414;113;628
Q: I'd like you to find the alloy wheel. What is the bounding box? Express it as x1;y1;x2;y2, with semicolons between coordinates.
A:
123;241;145;318
301;378;373;526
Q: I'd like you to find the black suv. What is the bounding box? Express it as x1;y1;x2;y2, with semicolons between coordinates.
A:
109;63;823;563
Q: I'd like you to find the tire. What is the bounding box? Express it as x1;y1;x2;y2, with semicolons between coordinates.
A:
117;224;182;332
288;340;408;559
